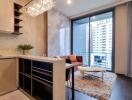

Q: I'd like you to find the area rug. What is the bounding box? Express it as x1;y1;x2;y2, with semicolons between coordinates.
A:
74;71;117;100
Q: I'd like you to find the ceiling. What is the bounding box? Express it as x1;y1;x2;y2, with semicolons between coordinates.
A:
74;11;112;24
54;0;127;18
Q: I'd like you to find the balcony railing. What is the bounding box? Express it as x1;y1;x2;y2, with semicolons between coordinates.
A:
79;52;112;70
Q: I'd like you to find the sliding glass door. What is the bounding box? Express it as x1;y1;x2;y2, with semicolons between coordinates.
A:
72;11;114;71
73;18;89;65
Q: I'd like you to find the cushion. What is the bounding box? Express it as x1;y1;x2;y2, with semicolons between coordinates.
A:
69;55;77;62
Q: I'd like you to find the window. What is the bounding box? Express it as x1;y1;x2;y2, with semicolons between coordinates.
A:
72;11;114;71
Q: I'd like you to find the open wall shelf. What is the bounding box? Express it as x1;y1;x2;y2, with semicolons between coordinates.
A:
15;9;23;16
12;32;23;35
14;3;23;10
12;3;23;35
15;24;23;28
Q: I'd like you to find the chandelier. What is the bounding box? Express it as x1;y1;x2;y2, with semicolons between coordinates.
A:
26;0;55;17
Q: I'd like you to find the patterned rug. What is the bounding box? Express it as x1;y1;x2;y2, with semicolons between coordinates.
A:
74;71;117;100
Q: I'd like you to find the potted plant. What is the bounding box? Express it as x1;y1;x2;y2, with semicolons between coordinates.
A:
17;44;34;55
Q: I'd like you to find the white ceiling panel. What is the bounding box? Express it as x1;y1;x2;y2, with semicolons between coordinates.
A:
54;0;127;17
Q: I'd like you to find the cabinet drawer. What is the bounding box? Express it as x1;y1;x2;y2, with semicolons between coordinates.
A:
32;70;53;82
32;75;53;86
32;61;53;72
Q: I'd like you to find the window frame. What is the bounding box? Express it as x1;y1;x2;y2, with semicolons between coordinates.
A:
71;8;115;72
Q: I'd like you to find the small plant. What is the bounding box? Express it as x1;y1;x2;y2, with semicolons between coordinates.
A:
17;44;34;55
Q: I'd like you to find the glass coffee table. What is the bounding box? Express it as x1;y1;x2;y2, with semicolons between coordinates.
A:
78;66;106;80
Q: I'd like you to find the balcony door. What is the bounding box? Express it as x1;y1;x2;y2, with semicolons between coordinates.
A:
72;11;114;71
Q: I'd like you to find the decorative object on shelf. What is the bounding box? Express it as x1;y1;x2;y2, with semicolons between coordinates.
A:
12;3;23;35
24;0;55;17
17;44;34;55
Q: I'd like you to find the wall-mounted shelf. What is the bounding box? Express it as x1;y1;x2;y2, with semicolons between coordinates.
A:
15;10;23;16
14;3;23;10
14;16;23;20
13;3;23;35
15;24;23;28
15;18;23;24
12;32;23;35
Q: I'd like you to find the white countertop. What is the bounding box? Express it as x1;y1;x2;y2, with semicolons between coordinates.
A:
0;55;64;63
0;55;17;59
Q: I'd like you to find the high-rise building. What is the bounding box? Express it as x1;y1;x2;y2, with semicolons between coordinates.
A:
90;17;112;69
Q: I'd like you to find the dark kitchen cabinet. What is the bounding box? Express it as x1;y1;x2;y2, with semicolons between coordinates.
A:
19;58;53;100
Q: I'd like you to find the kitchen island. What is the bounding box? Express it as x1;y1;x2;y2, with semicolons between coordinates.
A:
0;55;66;100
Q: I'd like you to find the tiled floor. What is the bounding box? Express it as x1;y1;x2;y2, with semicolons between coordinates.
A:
0;90;30;100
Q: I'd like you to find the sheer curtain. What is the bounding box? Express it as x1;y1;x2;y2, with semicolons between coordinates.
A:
59;26;70;56
126;1;132;77
48;9;70;57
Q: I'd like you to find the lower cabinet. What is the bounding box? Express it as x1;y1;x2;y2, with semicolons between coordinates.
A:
32;79;53;100
19;58;53;100
0;58;18;95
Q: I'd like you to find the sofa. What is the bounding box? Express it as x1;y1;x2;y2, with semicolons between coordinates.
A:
61;55;83;71
60;55;83;82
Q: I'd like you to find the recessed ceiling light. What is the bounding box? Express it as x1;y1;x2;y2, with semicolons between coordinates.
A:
67;0;72;5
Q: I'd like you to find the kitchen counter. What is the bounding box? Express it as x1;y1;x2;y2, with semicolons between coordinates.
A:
19;55;63;62
0;54;66;100
0;55;63;62
0;55;17;59
19;55;65;100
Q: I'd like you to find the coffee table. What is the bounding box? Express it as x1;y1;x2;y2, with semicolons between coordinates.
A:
78;66;106;80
